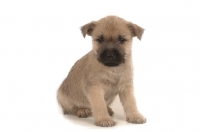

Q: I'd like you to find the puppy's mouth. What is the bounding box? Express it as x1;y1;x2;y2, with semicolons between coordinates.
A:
97;49;125;67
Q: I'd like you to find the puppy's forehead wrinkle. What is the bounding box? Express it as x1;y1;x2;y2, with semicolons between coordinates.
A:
94;26;131;40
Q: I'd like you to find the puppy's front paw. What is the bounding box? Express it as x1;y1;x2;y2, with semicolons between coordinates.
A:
127;113;146;124
95;119;116;127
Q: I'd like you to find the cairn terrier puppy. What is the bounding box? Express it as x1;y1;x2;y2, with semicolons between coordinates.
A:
57;16;146;127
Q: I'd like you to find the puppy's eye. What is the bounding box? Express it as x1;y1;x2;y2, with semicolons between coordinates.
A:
96;36;104;43
119;37;126;44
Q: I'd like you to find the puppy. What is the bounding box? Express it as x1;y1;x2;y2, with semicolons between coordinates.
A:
57;16;146;127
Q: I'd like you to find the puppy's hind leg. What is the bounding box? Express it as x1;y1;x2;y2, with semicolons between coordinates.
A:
107;106;114;116
76;108;91;118
57;88;91;117
57;89;77;115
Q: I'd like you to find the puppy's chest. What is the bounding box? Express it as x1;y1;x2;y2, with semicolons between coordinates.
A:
101;72;123;97
101;70;121;85
103;79;120;101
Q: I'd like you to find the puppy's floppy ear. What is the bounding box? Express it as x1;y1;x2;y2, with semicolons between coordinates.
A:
81;21;96;38
127;23;144;40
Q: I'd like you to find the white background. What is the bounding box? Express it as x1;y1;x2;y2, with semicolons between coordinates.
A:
1;0;200;131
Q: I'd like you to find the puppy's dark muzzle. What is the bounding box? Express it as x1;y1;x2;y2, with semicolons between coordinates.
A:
98;49;125;67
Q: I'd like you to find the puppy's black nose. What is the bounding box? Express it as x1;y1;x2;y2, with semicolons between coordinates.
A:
106;53;115;59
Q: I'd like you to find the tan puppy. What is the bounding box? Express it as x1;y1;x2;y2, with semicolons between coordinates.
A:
57;16;146;127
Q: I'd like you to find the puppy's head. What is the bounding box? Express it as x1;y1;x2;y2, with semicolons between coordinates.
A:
81;16;144;67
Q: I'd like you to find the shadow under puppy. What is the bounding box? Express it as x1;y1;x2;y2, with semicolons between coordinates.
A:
57;16;146;127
